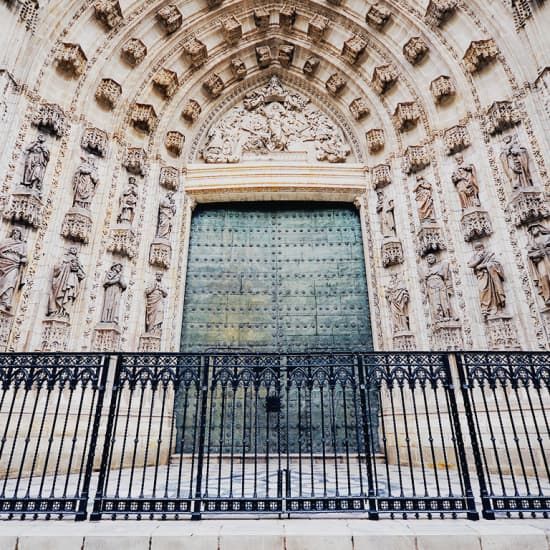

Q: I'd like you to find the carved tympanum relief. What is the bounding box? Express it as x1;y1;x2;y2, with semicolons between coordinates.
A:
199;77;352;164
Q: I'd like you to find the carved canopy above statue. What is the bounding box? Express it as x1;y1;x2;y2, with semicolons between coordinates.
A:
199;77;352;164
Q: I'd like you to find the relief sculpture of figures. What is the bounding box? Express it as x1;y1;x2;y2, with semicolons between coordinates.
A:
526;223;550;307
117;177;139;225
452;154;481;210
500;135;534;190
156;192;176;239
47;246;86;319
467;243;506;319
0;228;27;312
413;176;435;222
72;155;99;210
101;263;127;324
145;272;168;334
386;275;410;333
422;254;458;323
381;199;396;237
21;135;49;195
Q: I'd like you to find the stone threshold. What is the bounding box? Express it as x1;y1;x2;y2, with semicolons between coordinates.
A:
0;519;549;550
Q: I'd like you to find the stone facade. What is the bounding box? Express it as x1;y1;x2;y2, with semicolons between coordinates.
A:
0;0;548;354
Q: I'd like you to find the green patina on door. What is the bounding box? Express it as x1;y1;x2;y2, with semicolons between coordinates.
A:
180;202;373;353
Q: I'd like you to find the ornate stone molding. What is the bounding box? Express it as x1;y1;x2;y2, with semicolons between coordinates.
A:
342;35;367;65
371;163;392;189
32;103;66;137
108;226;137;259
122;147;147;176
366;3;391;30
486;100;521;135
394;102;420;132
404;145;431;174
220;15;242;45
81;127;108;157
509;189;550;227
393;332;416;351
4;193;43;228
0;312;14;352
308;14;329;42
461;208;493;241
95;78;122;109
425;0;457;27
121;38;147;66
165;131;184;157
279;5;296;29
417;224;446;257
349;98;370;121
149;239;172;269
159;166;180;191
254;7;270;30
94;0;123;30
129;103;157;134
486;315;521;350
326;73;346;95
40;318;70;352
278;44;295;68
182;99;202;123
366;129;385;154
381;238;404;267
443;125;470;155
182;36;208;68
231;58;247;80
55;43;87;77
61;207;93;244
202;73;225;98
153;68;179;99
430;75;455;103
156;5;182;34
463;39;499;73
139;333;161;352
303;56;320;75
372;64;398;95
403;36;429;65
92;323;121;352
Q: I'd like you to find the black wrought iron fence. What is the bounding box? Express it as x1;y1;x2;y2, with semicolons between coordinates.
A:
0;351;547;521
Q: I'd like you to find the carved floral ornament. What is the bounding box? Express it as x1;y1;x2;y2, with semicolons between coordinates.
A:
199;76;352;164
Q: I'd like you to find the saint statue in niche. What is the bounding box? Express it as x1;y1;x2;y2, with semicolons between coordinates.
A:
156;193;176;240
467;243;506;319
72;155;99;210
413;176;435;222
21;134;49;194
500;135;534;190
526;223;550;306
422;254;457;323
145;272;168;334
0;228;27;312
101;263;127;325
451;154;481;210
117;177;139;225
386;275;410;333
381;199;396;238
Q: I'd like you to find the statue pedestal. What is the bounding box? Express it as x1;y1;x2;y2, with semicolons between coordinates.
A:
432;320;462;351
108;224;137;259
485;314;521;350
461;208;493;242
417;223;446;257
139;333;161;352
93;323;121;352
149;238;172;269
509;188;549;227
61;207;93;244
4;192;43;228
0;310;14;352
40;318;70;352
381;238;404;268
392;331;416;351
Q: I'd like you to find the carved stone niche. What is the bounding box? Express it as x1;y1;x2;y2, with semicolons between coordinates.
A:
279;5;296;28
182;99;202;123
424;0;457;27
3;193;43;228
366;129;385;154
61;207;93;244
32;103;66;138
159;166;180;191
486;101;521;135
278;45;295;68
372;64;398;95
430;75;455;104
403;36;428;65
156;4;182;34
349;98;370;121
381;239;404;267
366;3;391;30
55;43;87;77
404;145;430;174
417;224;446;257
220;15;242;45
486;315;521;350
202;73;225;98
150;239;172;269
108;226;137;259
444;125;470;155
394;101;420;132
153;68;179;99
231;58;247;80
81;127;108;157
342;35;367;65
326;73;346;96
130;103;157;134
123;147;147;176
509;189;550;227
303;56;320;76
165;131;185;157
308;14;329;42
94;0;123;30
92;323;121;352
393;332;416;351
461;208;493;241
463;39;499;73
121;38;147;66
254;7;270;29
0;311;14;352
182;36;208;68
256;46;272;69
139;334;161;352
40;318;70;352
95;78;122;110
371;163;392;189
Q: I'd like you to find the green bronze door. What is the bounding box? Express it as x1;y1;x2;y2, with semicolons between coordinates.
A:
180;202;372;353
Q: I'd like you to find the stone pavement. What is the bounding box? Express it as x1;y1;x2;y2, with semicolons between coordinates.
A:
0;518;549;550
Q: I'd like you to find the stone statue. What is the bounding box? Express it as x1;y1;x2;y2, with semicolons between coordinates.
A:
156;192;176;239
376;189;384;213
422;254;457;323
145;272;168;334
452;154;480;210
413;176;435;222
500;135;533;190
72;155;99;210
386;275;410;333
117;177;139;225
21;135;50;194
101;263;127;324
467;243;506;318
526;223;550;306
0;228;27;312
382;199;396;237
47;247;86;319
